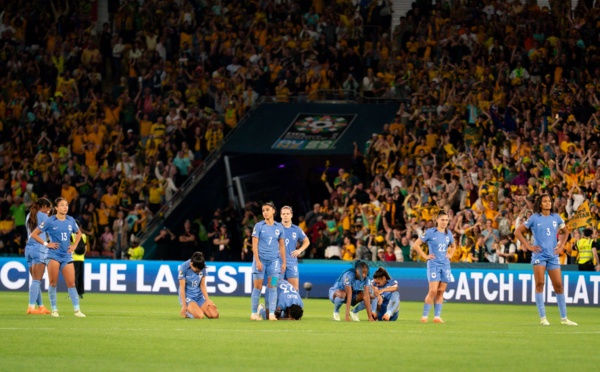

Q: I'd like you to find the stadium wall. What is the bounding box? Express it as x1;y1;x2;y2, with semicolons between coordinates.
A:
2;259;599;306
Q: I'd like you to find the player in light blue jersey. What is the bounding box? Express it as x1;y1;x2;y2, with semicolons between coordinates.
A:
329;260;374;322
250;202;286;321
350;267;400;321
258;279;304;320
279;206;310;290
412;211;456;323
30;197;85;318
178;252;219;319
515;194;577;326
24;198;53;315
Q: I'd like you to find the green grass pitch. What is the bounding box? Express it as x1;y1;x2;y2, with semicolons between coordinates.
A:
1;292;598;371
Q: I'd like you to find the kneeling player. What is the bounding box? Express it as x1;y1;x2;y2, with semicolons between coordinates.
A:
329;260;374;321
178;252;219;319
260;279;304;320
352;267;400;321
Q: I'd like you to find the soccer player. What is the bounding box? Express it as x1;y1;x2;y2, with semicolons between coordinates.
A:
24;198;53;314
279;205;310;290
30;197;85;317
178;251;219;319
250;202;286;321
514;194;577;326
351;267;400;321
411;210;456;323
258;279;304;320
329;260;374;322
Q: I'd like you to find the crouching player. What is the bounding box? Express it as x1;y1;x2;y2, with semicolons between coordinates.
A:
259;279;304;320
368;267;400;321
178;252;219;319
329;260;374;322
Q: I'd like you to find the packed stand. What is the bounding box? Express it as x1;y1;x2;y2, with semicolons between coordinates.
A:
190;1;600;270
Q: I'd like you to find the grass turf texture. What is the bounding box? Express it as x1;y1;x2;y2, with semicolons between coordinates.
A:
1;292;598;371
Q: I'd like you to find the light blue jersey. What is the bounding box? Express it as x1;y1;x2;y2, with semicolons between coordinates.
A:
277;280;303;313
25;212;49;266
252;220;285;262
283;224;307;265
330;268;370;293
178;259;207;304
523;213;565;261
38;215;79;262
373;278;399;309
371;278;400;321
420;227;455;265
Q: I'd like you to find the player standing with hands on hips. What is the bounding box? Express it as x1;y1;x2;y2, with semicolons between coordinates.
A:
411;211;456;323
279;206;310;290
515;194;577;326
250;202;286;321
30;197;85;317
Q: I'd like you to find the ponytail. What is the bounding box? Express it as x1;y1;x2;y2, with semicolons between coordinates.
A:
27;198;52;232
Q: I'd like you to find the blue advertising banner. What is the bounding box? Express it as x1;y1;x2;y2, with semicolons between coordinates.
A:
1;258;599;306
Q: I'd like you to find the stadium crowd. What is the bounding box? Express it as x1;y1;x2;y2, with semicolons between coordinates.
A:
0;0;600;271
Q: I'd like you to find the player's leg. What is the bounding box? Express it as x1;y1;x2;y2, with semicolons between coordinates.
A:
422;265;441;322
61;262;84;317
250;259;264;320
27;254;46;314
47;259;60;316
330;289;346;321
286;264;299;291
433;282;447;323
533;263;549;324
187;299;205;319
383;292;400;321
547;262;577;325
200;301;219;319
266;261;279;320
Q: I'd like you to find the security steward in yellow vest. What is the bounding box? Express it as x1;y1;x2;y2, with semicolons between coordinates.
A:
72;233;88;298
573;229;600;272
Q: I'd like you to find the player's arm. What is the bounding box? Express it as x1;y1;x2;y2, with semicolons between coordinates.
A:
69;228;82;253
446;241;457;260
291;237;310;258
252;236;262;271
411;237;433;260
279;236;286;274
200;275;216;307
179;278;187;318
363;285;374;321
514;223;537;252
30;227;58;249
554;225;570;254
379;282;399;293
344;285;352;321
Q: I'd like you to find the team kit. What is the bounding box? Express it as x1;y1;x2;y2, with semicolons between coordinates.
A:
25;200;577;325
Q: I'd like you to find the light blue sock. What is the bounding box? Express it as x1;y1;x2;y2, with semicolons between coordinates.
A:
556;293;567;319
186;311;194;319
29;280;41;307
37;288;43;307
268;287;277;316
370;298;378;313
67;287;80;311
49;286;57;311
251;288;261;313
333;297;344;313
422;303;432;317
259;306;267;319
535;292;546;318
434;303;443;317
386;292;400;316
352;301;366;313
